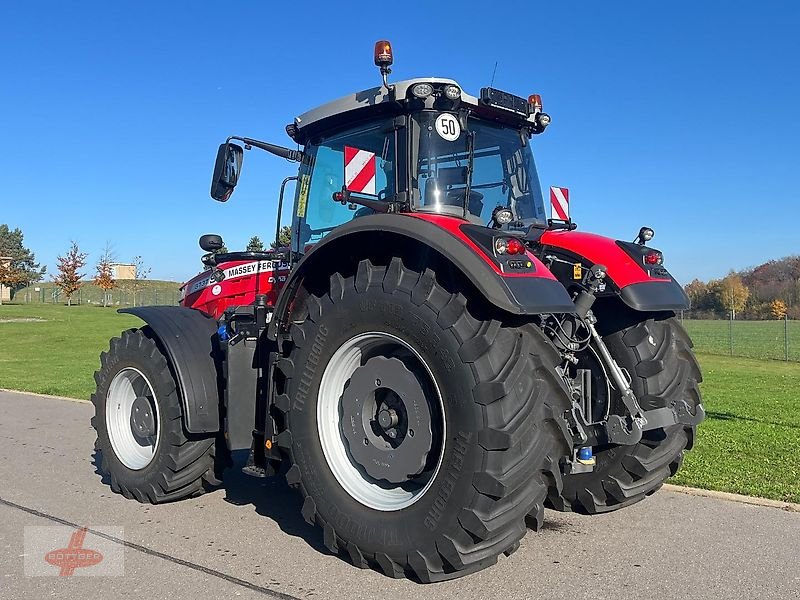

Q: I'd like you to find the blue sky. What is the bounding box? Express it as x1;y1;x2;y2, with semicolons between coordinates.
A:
1;2;798;284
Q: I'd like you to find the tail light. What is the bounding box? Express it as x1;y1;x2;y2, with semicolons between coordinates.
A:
644;251;663;265
494;237;526;255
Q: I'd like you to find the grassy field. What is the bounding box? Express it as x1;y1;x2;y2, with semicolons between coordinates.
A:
0;304;140;398
683;318;800;362
0;303;798;503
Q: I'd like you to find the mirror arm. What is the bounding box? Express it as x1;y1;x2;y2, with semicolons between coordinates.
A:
229;136;304;162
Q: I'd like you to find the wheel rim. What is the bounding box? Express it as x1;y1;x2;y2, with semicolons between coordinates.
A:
318;331;445;511
106;367;161;470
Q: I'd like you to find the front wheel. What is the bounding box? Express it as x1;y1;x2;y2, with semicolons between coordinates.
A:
275;258;571;581
91;328;225;503
548;315;703;514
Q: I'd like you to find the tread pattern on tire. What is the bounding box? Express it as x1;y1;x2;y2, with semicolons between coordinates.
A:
91;327;226;504
276;258;572;581
548;316;702;514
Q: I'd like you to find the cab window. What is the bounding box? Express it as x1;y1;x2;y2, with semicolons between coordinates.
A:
293;121;396;253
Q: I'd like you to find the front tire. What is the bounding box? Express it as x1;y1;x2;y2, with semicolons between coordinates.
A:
276;258;571;581
549;315;703;513
91;328;225;503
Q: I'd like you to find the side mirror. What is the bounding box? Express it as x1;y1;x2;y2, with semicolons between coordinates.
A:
210;143;244;202
199;234;224;252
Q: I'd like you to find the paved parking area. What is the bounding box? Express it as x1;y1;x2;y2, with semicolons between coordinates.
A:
1;390;798;599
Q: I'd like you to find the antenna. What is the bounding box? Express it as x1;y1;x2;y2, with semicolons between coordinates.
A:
489;61;498;88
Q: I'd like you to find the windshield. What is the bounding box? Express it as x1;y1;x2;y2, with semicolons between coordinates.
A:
411;112;547;226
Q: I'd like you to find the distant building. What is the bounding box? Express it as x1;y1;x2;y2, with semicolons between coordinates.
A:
0;256;10;302
110;263;136;280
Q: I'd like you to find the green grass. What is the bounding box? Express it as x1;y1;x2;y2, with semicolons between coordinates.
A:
683;318;800;362
0;304;140;398
1;304;798;503
669;353;800;503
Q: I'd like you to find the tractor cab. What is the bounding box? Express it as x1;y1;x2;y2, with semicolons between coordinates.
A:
210;41;553;263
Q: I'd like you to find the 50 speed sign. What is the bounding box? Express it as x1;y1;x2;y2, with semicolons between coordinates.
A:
435;113;461;141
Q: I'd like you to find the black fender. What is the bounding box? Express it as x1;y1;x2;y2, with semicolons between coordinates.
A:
270;213;575;339
618;280;689;312
120;306;222;433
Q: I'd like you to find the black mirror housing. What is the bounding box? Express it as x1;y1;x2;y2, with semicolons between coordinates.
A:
199;234;224;252
210;143;244;202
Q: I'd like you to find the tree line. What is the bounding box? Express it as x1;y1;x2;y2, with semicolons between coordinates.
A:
684;255;800;320
0;224;150;306
0;224;293;306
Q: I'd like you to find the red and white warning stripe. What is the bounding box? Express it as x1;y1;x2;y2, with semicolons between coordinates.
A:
550;186;570;221
344;146;376;195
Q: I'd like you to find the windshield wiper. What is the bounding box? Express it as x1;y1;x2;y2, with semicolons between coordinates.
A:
462;130;475;218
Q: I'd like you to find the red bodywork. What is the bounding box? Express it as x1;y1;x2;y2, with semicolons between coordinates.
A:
180;258;291;319
540;230;670;289
409;213;558;280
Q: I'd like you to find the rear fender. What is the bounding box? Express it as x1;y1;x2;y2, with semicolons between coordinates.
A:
120;306;222;433
269;213;576;339
540;230;689;311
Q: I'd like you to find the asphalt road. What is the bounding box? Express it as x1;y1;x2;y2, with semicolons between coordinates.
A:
1;390;798;600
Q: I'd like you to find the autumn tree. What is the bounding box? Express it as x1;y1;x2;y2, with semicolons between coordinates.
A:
94;243;116;307
684;279;708;310
717;273;749;319
270;226;292;249
246;236;265;252
0;224;46;304
770;299;788;319
53;241;88;306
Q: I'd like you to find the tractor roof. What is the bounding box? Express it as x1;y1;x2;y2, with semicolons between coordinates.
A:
288;78;541;145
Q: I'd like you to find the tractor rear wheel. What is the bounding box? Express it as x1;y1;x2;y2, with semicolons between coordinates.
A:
91;327;226;503
548;315;702;513
275;258;571;581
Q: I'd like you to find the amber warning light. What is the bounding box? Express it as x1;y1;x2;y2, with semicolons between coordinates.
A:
374;40;393;67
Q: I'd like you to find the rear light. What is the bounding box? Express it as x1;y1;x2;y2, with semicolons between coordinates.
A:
644;251;663;265
494;237;526;255
507;238;525;255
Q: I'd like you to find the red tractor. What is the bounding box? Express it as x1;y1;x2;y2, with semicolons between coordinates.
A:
92;41;703;581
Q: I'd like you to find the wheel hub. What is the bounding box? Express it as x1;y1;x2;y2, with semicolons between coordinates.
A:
340;355;433;484
130;395;156;437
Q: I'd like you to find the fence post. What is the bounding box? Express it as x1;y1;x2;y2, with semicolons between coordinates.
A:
729;311;734;356
786;313;790;362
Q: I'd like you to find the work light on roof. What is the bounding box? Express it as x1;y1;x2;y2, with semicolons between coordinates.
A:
443;84;461;100
411;83;434;98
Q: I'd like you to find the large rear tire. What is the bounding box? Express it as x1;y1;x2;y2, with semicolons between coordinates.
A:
91;327;226;503
548;315;702;513
275;258;571;581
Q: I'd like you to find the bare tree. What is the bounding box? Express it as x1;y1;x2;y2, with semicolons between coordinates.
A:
131;255;151;307
53;241;88;306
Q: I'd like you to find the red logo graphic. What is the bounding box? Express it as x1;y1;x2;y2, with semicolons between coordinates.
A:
44;527;104;576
